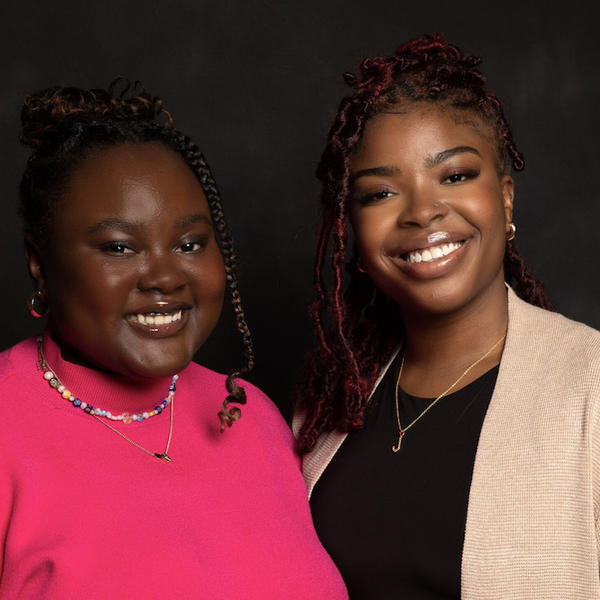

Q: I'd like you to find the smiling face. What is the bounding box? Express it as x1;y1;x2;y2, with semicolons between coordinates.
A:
27;142;225;379
350;104;514;318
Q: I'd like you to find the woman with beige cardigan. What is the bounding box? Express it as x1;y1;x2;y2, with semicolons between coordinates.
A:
294;34;600;599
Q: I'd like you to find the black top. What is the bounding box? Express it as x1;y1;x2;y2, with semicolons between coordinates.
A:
310;356;499;600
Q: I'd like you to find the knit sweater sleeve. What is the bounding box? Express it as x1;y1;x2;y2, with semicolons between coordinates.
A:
594;428;600;562
591;360;600;559
0;369;18;584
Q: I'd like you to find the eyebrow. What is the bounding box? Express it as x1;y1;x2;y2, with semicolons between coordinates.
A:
175;214;212;228
86;218;143;235
86;214;212;235
424;145;481;168
350;165;402;184
350;146;481;184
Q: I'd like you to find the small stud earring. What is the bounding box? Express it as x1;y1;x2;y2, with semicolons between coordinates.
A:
27;290;49;318
506;222;516;242
357;258;367;274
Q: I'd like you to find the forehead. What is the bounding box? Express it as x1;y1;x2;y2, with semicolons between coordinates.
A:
353;105;500;169
60;142;210;224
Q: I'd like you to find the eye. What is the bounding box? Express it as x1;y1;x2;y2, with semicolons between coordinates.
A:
442;169;479;184
372;190;394;200
176;239;207;253
445;173;467;184
101;242;135;255
355;189;395;205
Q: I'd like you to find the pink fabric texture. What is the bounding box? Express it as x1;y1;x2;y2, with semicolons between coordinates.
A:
0;334;347;599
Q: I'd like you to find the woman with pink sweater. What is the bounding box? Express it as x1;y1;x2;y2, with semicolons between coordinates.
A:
0;83;347;599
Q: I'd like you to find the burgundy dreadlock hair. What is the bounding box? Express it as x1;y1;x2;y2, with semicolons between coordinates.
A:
295;33;552;454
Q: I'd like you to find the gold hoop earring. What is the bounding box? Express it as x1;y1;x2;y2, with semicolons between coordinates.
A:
506;222;516;242
27;290;48;318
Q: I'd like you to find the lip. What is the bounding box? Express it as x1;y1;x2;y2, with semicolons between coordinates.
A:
124;303;191;338
387;232;472;281
389;231;469;257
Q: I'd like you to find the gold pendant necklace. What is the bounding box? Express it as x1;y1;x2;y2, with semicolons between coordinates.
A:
392;333;506;453
90;401;174;462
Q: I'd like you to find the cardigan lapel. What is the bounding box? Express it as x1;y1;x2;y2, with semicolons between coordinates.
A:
296;348;399;499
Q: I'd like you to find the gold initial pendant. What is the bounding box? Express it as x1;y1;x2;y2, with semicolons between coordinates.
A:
154;453;172;462
392;430;405;453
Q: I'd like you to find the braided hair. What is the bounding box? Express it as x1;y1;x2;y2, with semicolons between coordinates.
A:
19;80;254;431
296;34;552;454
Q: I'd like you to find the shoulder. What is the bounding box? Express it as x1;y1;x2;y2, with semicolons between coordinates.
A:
184;361;291;435
508;289;600;356
0;337;38;383
183;362;276;405
507;290;600;390
0;338;43;446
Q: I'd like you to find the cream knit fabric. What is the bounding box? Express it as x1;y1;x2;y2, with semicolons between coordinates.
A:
294;288;600;599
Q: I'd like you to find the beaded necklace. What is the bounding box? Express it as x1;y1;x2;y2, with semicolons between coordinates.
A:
36;336;177;462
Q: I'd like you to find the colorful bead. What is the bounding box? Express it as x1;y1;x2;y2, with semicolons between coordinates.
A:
36;336;177;425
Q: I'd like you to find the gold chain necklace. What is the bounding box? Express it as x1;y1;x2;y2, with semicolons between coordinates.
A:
392;333;506;453
90;401;174;462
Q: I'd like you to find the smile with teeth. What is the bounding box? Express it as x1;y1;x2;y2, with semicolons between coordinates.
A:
126;309;184;326
402;241;464;264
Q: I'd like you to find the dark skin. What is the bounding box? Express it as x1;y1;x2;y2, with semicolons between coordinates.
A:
26;142;225;382
350;105;513;397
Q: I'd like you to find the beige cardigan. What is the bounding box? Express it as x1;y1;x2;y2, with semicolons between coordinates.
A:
293;288;600;599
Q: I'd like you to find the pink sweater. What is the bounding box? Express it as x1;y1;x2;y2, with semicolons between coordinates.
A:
0;334;347;599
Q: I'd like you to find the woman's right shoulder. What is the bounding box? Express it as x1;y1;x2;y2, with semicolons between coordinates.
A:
0;337;38;383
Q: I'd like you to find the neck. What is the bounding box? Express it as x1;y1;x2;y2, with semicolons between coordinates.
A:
41;330;176;416
399;278;508;396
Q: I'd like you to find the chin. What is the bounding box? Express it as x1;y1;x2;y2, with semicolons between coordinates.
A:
127;353;193;378
385;279;480;318
120;358;188;380
111;344;195;379
123;331;207;378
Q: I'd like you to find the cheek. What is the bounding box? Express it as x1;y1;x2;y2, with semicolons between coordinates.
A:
192;252;226;308
352;207;396;257
459;184;507;235
46;256;134;319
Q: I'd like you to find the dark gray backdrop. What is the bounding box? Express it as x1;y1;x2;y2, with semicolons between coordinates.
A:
1;0;598;418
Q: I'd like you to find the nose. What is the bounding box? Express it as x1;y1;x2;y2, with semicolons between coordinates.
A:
398;181;447;228
137;250;186;294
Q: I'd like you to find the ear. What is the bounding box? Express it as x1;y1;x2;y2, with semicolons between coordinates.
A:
501;174;514;226
24;236;46;292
